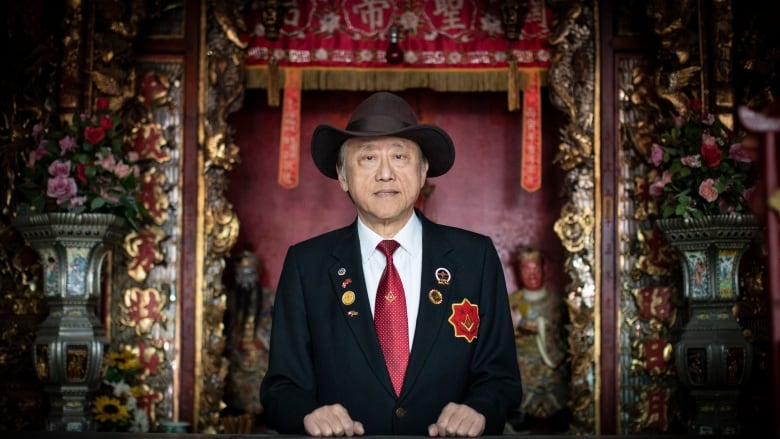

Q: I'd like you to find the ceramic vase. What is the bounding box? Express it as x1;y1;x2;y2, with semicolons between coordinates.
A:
656;213;760;435
13;212;126;432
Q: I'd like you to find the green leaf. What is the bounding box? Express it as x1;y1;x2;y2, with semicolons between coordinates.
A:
91;197;106;210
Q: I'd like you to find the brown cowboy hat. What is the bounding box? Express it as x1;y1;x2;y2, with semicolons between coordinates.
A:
311;92;455;179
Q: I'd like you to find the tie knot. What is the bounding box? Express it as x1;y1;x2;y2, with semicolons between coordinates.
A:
377;239;401;259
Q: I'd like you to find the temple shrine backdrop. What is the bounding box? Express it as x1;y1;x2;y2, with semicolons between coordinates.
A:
0;0;779;436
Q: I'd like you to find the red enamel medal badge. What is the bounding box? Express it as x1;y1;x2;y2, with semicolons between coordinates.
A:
448;298;480;343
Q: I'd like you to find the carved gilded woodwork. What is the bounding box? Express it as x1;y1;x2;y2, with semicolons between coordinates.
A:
546;0;597;434
7;0;774;434
618;57;678;433
123;59;185;426
198;0;245;432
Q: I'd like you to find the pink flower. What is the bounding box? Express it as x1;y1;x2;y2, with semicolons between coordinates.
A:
68;196;87;208
673;116;684;127
59;135;77;155
680;155;702;168
729;143;752;163
114;161;132;178
47;176;78;203
32;123;43;138
743;186;755;202
649;170;672;197
98;188;120;203
699;178;719;202
28;142;49;167
48;160;71;177
651;143;664;166
100;154;116;172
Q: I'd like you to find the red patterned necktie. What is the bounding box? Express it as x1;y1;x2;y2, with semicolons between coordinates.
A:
374;239;409;396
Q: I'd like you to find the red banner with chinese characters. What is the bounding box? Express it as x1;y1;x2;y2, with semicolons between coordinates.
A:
243;0;552;70
278;69;302;189
521;69;541;191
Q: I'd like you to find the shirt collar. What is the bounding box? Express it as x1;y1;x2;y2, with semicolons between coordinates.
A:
357;212;422;262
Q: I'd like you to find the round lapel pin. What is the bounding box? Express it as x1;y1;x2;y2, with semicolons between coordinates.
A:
435;267;451;285
428;289;443;304
342;290;356;305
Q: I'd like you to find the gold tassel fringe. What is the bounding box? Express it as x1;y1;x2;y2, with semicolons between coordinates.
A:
247;66;547;97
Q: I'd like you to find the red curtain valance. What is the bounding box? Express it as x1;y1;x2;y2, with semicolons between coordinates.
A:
242;0;552;93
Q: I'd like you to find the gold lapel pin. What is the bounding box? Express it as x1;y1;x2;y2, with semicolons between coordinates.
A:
428;289;443;304
342;290;356;305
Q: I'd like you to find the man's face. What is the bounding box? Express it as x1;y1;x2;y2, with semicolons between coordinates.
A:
337;136;428;235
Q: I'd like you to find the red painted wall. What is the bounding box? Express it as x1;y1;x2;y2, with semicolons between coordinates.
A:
227;89;567;295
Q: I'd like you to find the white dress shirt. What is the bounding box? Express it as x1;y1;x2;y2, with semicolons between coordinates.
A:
357;214;423;350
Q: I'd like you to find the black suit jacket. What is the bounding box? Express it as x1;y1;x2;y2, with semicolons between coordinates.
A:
260;211;522;435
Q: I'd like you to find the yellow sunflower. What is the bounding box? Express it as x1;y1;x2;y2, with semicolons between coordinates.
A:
109;348;140;371
93;395;130;423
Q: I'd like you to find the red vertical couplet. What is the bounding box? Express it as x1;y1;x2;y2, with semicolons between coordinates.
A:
521;70;542;192
278;69;301;189
374;240;409;396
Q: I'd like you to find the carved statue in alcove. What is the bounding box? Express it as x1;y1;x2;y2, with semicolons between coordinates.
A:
506;246;569;433
222;250;274;418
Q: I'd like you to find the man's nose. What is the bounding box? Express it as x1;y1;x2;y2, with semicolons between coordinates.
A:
377;157;394;180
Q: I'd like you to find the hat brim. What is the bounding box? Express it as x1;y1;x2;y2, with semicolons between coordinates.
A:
311;124;455;179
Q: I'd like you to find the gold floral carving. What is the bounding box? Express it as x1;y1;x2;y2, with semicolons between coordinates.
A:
199;0;247;432
120;287;167;336
645;0;701;116
134;123;171;164
138;168;171;225
554;203;594;254
124;225;167;283
547;0;597;434
206;133;240;171
548;3;594;172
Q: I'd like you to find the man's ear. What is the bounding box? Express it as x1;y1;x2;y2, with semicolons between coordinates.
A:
337;166;349;193
420;159;430;188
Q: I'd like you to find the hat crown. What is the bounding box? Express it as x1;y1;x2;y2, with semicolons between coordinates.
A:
310;91;455;179
346;92;418;133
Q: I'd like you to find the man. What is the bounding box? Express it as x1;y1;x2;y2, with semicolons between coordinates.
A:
260;92;522;436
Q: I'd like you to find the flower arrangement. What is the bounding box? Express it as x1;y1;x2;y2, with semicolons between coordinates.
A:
647;100;757;220
92;348;150;432
16;98;146;228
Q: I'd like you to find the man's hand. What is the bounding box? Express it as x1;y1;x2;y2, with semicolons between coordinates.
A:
427;402;485;437
303;404;365;437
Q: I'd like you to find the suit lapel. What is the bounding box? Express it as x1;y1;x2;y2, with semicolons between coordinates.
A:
402;215;456;396
328;223;396;395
